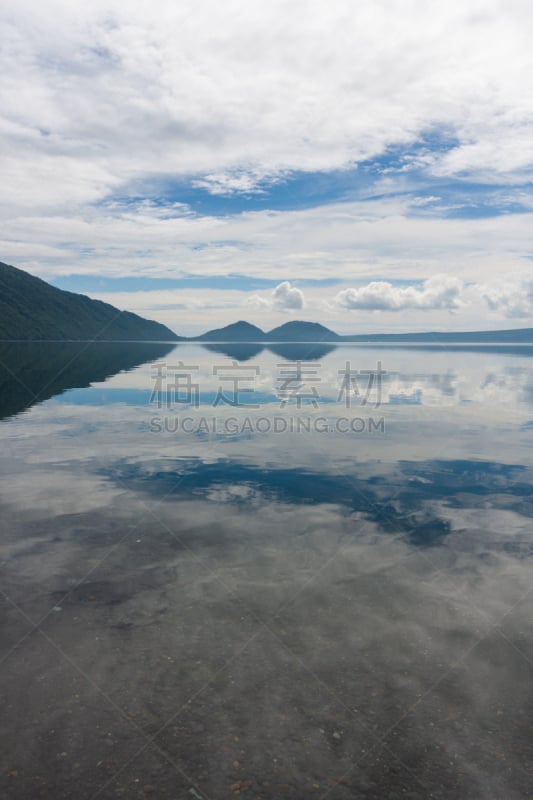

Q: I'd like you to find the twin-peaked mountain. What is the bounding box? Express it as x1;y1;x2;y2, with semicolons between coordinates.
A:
196;320;339;342
194;319;533;344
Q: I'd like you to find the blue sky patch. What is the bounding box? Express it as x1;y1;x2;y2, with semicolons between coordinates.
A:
101;126;533;222
50;273;342;294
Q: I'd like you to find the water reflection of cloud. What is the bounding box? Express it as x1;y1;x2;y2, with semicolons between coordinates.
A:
28;344;532;411
1;344;533;799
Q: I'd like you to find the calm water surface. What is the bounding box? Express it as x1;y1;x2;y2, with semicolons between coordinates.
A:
0;342;532;799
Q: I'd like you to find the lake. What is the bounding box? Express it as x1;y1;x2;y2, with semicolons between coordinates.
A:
0;341;532;799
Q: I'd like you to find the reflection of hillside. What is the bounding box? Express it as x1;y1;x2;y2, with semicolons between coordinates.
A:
201;342;337;361
203;342;265;361
0;341;176;420
202;342;533;363
349;343;533;357
267;342;337;360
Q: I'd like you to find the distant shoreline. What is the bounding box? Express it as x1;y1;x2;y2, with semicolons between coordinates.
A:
2;338;533;349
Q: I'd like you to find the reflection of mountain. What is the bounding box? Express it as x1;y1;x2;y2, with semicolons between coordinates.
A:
354;343;533;356
200;342;337;361
203;342;265;361
201;342;533;363
0;341;175;420
267;342;337;360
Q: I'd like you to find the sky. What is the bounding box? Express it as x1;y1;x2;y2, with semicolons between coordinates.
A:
1;0;533;335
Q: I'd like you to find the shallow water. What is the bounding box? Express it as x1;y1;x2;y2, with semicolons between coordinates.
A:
0;341;532;799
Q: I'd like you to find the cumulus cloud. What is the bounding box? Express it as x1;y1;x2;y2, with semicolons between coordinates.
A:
481;277;533;318
272;281;305;310
248;281;305;312
334;275;465;312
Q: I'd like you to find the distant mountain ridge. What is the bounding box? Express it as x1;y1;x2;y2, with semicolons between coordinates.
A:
197;320;266;342
198;319;341;342
338;328;533;343
268;321;340;341
193;319;533;343
0;261;179;341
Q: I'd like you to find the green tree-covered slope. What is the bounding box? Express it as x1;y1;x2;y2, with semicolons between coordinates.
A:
0;261;179;341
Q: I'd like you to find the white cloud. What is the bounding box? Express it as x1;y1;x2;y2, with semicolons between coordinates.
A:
248;281;305;313
191;172;271;196
481;277;533;318
334;275;465;312
1;0;533;216
88;275;533;335
246;294;271;311
272;281;305;311
5;193;533;287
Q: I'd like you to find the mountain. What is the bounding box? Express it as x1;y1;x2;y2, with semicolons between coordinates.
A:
266;321;339;341
198;320;266;341
0;261;180;341
194;320;339;342
190;319;533;343
339;327;533;343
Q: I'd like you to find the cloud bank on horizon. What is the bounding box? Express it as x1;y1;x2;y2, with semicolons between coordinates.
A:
1;0;533;334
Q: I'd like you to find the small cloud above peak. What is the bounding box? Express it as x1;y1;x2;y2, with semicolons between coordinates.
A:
248;281;305;313
272;281;305;311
